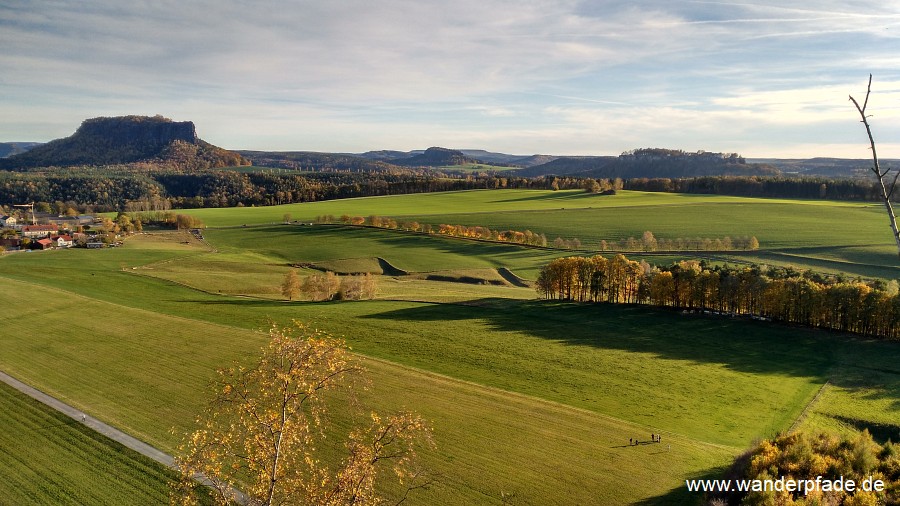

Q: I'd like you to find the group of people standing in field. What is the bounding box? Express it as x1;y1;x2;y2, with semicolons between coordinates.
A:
629;434;667;450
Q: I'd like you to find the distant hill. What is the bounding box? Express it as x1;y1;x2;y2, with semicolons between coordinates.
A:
0;115;248;170
0;142;42;158
357;150;414;162
392;147;480;167
747;157;900;178
237;150;410;173
358;148;556;168
517;156;617;177
509;154;559;168
526;148;779;178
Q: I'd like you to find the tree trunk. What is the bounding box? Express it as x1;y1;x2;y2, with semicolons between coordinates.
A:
850;74;900;259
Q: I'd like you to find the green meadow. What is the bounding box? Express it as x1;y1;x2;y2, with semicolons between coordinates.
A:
176;189;899;280
3;189;900;504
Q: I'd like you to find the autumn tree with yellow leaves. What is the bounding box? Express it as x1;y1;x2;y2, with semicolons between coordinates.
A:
171;322;434;506
281;269;301;301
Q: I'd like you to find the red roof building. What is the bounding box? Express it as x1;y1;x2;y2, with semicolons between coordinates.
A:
22;224;59;238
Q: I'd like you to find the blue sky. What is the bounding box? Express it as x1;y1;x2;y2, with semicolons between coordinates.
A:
2;0;900;157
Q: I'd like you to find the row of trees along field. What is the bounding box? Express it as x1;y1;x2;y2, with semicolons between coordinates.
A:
536;255;900;340
599;231;759;252
623;175;884;201
314;214;760;253
313;214;582;249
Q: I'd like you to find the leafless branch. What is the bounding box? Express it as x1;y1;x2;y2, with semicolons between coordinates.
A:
850;74;900;258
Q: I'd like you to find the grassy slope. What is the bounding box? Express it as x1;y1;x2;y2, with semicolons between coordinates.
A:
178;190;866;228
204;224;564;277
175;189;898;279
6;187;900;503
0;380;178;505
0;275;734;505
3;237;898;447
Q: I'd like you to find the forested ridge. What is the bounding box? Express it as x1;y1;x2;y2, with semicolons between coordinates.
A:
521;148;779;178
3;167;899;213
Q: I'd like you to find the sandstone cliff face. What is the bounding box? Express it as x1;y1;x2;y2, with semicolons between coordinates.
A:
0;115;245;170
77;115;198;147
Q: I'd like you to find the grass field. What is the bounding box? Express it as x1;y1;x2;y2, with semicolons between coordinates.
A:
6;189;900;504
173;189;899;280
0;275;738;504
0;380;180;505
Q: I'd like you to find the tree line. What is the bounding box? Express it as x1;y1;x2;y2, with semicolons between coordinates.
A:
598;231;759;252
314;214;587;249
5;164;900;215
536;255;900;340
0;168;589;212
624;175;886;201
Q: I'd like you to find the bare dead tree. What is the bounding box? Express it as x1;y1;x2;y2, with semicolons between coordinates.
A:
849;74;900;258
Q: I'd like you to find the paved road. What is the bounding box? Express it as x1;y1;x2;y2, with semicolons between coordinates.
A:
0;370;175;468
0;370;247;504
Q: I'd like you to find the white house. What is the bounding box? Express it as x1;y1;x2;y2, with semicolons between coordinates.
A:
0;215;16;229
51;234;73;248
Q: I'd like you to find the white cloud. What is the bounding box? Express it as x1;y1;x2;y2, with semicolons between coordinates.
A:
2;0;900;156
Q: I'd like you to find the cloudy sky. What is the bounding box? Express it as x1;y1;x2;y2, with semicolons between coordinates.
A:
3;1;900;157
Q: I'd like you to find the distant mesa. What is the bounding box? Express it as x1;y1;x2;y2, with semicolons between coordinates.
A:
0;115;248;170
391;147;481;167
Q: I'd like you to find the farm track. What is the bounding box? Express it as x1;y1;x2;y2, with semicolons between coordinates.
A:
0;370;173;467
0;369;249;504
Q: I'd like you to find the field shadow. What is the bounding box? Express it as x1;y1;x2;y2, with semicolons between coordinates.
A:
829;415;900;443
361;299;900;401
633;465;730;505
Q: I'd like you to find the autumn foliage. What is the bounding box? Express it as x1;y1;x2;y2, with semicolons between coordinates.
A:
537;254;900;340
172;322;434;505
710;430;899;505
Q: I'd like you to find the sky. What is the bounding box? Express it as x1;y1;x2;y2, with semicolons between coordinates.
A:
3;1;900;158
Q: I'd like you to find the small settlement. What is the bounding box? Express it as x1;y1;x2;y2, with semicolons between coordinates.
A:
0;212;109;252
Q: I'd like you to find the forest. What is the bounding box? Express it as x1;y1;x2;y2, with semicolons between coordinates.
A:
0;163;896;214
536;255;900;340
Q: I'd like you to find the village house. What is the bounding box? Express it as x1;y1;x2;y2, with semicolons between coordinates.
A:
51;234;73;248
0;215;17;229
21;224;59;239
34;238;53;250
